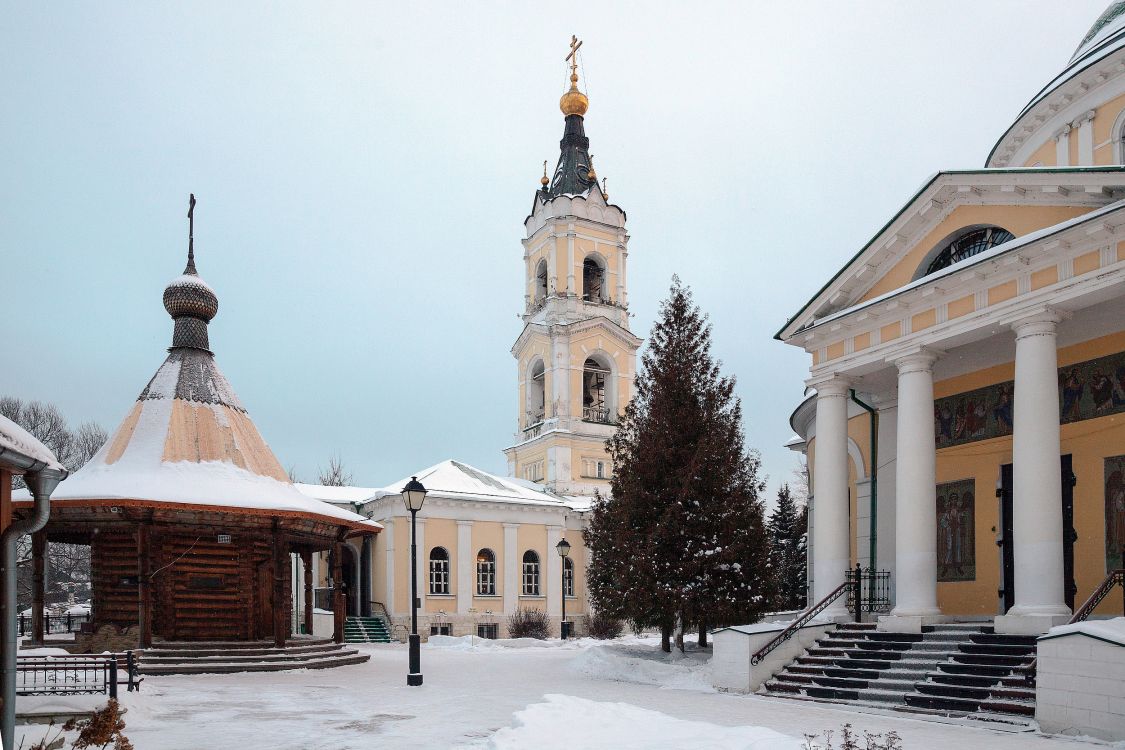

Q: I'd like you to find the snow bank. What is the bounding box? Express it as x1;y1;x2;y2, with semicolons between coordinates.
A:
17;647;72;657
426;635;565;651
569;643;715;692
479;694;801;750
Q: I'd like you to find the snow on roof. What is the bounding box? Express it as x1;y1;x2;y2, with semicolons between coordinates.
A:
1040;616;1125;647
294;483;380;505
0;414;65;472
372;459;591;511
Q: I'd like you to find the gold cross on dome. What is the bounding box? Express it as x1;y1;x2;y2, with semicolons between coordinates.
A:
566;35;583;76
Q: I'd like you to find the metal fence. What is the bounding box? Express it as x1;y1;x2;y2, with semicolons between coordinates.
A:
845;566;892;616
17;613;91;637
15;652;140;699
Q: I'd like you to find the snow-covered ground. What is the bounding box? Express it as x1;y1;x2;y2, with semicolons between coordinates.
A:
13;635;1120;750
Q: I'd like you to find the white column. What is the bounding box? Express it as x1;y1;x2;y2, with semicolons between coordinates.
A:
811;377;851;616
548;240;558;295
1076;110;1095;166
889;351;941;620
384;519;396;617
998;311;1070;634
503;523;519;615
457;520;473;613
1055;125;1071;166
546;525;562;617
566;230;576;293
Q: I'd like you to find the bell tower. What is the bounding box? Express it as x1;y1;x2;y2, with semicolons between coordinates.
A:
504;38;642;497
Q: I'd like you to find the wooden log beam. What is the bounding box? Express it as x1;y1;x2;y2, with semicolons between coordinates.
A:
272;522;287;648
31;532;46;644
301;550;313;636
137;521;152;648
332;540;345;644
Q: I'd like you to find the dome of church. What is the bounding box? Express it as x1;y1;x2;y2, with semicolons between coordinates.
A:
1070;2;1125;64
163;271;218;322
560;72;589;117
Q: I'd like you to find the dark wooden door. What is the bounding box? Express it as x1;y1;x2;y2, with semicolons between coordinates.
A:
998;457;1078;613
256;560;273;641
1062;454;1078;610
999;463;1015;613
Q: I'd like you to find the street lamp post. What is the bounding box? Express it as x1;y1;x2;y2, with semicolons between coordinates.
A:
556;538;571;639
403;476;428;686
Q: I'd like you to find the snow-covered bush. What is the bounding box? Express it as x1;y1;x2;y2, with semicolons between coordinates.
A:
803;723;902;750
506;607;550;640
587;610;624;639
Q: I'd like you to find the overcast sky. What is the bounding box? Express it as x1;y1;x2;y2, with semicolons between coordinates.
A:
1;1;1109;498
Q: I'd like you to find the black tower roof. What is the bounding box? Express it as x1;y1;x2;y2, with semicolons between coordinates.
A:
546;114;598;198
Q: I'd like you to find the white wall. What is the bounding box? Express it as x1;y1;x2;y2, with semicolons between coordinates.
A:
1037;630;1125;741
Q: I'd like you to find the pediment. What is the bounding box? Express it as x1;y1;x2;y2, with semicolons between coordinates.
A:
778;168;1125;341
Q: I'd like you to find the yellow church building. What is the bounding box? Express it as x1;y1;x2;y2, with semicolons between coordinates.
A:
782;4;1125;636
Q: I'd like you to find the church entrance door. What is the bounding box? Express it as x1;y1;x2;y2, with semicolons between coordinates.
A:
998;455;1077;613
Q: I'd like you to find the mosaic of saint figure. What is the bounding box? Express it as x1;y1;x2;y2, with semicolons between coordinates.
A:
1106;458;1125;571
937;479;975;581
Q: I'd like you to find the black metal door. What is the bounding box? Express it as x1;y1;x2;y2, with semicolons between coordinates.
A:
998;464;1015;613
1062;454;1078;610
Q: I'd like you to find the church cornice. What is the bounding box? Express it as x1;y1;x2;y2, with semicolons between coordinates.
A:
510;314;642;357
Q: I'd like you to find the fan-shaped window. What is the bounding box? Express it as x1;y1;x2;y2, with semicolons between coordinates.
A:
428;547;450;595
563;557;575;598
922;227;1014;277
583;256;606;302
521;550;540;596
476;548;496;595
534;259;548;302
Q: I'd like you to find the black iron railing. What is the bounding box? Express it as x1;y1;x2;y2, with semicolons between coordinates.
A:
17;612;91;637
846;566;892;615
16;651;140;699
1023;568;1124;683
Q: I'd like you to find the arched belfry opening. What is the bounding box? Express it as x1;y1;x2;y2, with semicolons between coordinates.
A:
535;259;548;302
528;359;546;425
582;356;612;423
583;256;606;302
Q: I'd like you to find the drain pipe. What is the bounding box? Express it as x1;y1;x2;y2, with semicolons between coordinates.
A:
849;390;878;571
1;463;66;750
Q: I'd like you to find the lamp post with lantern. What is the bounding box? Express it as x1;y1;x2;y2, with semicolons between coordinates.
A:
556;538;571;639
403;476;427;686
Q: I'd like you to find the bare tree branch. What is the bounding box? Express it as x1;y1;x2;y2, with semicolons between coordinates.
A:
317;455;352;487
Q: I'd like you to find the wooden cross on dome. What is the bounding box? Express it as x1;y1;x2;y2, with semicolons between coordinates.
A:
566;35;582;77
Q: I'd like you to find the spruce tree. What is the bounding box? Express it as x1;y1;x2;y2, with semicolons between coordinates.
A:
768;484;808;610
584;277;774;652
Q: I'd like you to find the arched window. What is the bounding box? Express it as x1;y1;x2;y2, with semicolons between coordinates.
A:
582;356;612;424
582;256;606;302
476;548;496;596
534;259;548;302
521;550;540;596
563;557;575;598
527;359;546;426
429;547;450;595
921;226;1014;277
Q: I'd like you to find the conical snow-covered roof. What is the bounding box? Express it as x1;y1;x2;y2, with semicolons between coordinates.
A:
36;221;376;530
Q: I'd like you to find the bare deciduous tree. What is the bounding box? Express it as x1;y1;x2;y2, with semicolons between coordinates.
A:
317;455;352;487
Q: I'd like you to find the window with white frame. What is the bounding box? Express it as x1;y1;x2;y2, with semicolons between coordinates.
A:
563;557;575;597
522;550;540;596
476;548;496;595
429;547;450;595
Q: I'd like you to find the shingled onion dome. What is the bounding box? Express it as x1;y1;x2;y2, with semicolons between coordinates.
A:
163;199;218;352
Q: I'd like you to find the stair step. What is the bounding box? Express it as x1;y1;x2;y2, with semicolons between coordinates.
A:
141;651;369;675
145;642;342;659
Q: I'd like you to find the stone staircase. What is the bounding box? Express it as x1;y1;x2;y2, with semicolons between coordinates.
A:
344;615;392;644
139;637;370;675
762;622;1037;719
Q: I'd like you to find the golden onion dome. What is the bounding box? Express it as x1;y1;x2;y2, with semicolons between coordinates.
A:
560;71;589;117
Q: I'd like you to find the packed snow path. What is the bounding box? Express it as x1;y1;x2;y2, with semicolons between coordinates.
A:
16;636;1105;749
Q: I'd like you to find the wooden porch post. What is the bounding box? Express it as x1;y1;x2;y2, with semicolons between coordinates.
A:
137;521;153;648
332;540;345;644
272;522;287;649
31;532;46;644
300;550;313;636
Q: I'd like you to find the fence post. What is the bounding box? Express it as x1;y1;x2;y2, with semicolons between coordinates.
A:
854;563;863;624
67;613;72;632
126;651;135;692
108;658;118;700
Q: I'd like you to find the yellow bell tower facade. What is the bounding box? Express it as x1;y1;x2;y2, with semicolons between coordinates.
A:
504;39;642;497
